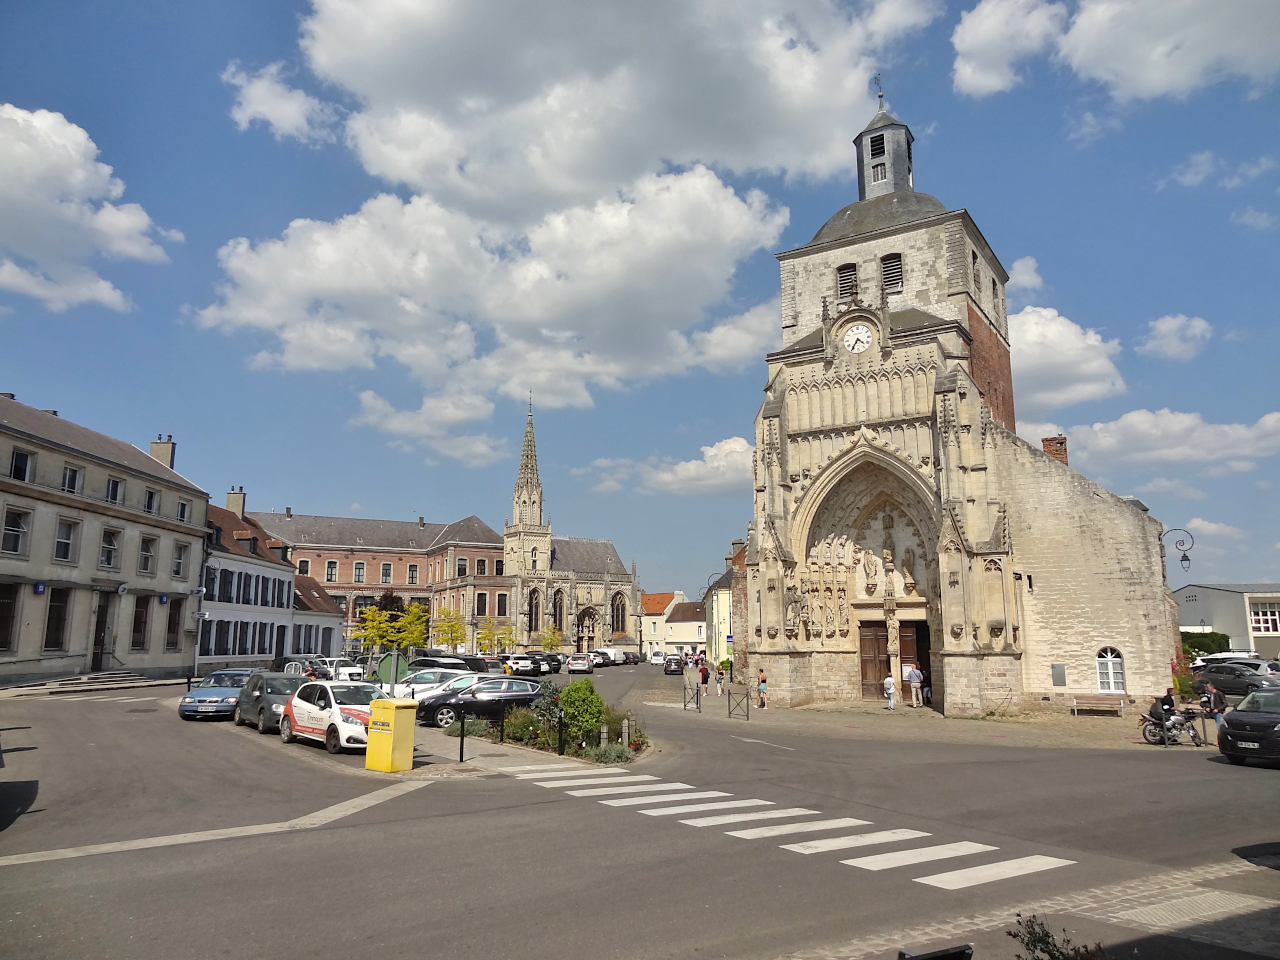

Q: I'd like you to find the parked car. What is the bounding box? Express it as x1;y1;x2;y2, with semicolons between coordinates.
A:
1218;689;1280;765
317;657;364;680
387;668;473;699
1194;661;1280;698
179;670;256;720
406;656;470;672
663;656;684;675
270;656;331;679
233;672;305;733
279;681;389;753
539;652;563;673
649;650;666;665
414;677;544;728
527;653;553;675
566;652;594;674
595;647;626;665
505;654;539;677
623;651;640;665
588;650;610;668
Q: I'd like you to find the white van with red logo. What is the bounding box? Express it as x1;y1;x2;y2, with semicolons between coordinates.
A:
279;681;389;754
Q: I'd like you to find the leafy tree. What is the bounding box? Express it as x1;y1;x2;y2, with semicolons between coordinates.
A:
496;621;515;653
375;590;405;613
353;607;399;651
537;623;564;654
559;678;606;743
475;617;502;654
431;606;467;652
1182;631;1230;656
398;603;430;651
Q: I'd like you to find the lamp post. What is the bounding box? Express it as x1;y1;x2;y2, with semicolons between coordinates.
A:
1160;528;1195;573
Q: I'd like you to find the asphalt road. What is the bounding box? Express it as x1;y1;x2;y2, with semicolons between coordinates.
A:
1;667;1277;960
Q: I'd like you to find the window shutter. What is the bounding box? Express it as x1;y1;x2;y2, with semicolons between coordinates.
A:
836;263;857;300
869;134;885;158
881;254;903;294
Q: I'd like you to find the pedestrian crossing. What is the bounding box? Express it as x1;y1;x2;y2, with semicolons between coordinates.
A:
492;761;1075;892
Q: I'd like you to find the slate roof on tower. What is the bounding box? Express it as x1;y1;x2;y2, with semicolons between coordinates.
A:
549;537;628;576
805;191;948;247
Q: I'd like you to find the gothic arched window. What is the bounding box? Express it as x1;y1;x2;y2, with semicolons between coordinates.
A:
611;593;627;635
528;589;541;633
552;591;564;632
1096;647;1125;692
530;547;537;571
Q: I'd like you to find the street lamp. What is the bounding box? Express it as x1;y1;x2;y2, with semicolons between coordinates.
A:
1160;528;1194;572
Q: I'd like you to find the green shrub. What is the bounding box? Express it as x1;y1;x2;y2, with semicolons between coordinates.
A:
442;716;491;738
719;658;732;671
603;703;628;743
628;728;650;753
503;706;540;743
589;743;632;765
559;677;606;742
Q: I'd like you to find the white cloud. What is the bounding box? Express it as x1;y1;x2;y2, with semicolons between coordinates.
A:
1231;206;1276;231
1009;305;1125;419
1066;409;1280;470
1185;517;1247;540
221;61;338;144
580;436;754;496
1223;156;1276;189
952;0;1280;102
1014;419;1065;446
1064;107;1122;145
0;103;179;311
1136;314;1212;361
1159;151;1218;190
1006;256;1043;290
952;0;1067;96
1135;477;1206;500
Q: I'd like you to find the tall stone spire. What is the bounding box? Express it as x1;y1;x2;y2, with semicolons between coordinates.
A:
512;401;543;527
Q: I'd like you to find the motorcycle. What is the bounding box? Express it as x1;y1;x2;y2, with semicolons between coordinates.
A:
1139;705;1204;746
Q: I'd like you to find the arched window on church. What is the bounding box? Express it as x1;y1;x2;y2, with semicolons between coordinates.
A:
552;591;564;632
528;590;541;634
611;593;627;635
836;263;857;302
530;547;537;571
1096;647;1125;692
881;253;903;294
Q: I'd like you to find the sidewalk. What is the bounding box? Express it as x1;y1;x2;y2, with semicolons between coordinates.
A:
380;721;605;780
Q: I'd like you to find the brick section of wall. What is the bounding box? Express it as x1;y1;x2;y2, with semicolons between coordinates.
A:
1041;435;1068;466
967;301;1015;431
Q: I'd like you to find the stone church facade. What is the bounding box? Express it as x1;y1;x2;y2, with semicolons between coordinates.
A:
505;410;642;653
745;100;1179;716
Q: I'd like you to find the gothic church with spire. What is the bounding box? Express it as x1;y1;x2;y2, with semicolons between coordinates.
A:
744;98;1179;716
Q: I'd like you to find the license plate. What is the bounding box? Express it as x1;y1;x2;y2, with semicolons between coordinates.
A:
1238;741;1259;749
197;705;217;713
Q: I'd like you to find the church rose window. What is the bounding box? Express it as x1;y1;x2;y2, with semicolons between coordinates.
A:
1096;647;1125;692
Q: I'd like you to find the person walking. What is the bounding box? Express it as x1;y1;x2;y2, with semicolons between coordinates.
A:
882;672;896;711
757;669;768;709
699;663;710;697
715;666;725;696
907;663;924;708
1205;682;1227;731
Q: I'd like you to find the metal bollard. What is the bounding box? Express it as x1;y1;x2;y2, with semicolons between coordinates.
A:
558;711;566;756
458;708;466;762
499;707;506;744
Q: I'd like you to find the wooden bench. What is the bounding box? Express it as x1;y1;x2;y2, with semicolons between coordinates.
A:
1071;694;1127;717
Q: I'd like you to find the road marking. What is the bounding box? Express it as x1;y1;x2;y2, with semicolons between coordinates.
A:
496;763;586;772
730;735;796;751
506;765;597;776
50;696;92;701
842;841;997;871
640;799;773;817
600;791;730;807
514;767;626;779
0;782;431;868
781;828;930;854
566;782;695;796
726;817;873;840
117;697;157;703
915;855;1076;890
679;807;819;827
534;775;658;788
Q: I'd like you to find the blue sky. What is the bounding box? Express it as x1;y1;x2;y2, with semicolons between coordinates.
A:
2;0;1278;598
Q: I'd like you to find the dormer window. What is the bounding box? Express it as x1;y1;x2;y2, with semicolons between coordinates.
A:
872;163;886;183
881;253;904;294
869;134;885;158
836;263;858;301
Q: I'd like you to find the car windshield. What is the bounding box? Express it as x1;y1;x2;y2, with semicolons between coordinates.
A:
200;673;248;688
265;677;304;696
332;684;388;706
1236;691;1280;714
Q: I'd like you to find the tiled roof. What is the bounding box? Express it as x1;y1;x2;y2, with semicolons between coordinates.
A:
642;592;675;615
207;504;292;568
293;575;343;615
247;512;501;551
550;537;628;576
706;570;733;591
0;396;207;495
667;601;706;623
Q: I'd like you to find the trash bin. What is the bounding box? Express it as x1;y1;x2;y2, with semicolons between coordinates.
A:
365;698;417;772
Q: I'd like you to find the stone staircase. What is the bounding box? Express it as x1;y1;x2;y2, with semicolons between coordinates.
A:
2;671;188;698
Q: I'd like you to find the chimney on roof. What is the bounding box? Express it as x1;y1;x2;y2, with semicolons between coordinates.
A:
0;393;14;400
227;485;246;519
418;517;425;528
41;410;58;417
149;433;177;469
285;506;292;519
1041;435;1068;467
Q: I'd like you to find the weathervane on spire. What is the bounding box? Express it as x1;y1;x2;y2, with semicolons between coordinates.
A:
873;73;883;106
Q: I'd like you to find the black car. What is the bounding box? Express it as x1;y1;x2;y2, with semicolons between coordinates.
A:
1218;689;1280;765
406;656;471;672
663;656;683;675
1195;662;1280;698
233;672;305;733
623;651;640;665
540;652;563;673
414;677;544;728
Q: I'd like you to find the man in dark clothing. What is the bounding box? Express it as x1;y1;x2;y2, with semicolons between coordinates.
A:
1204;682;1228;730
